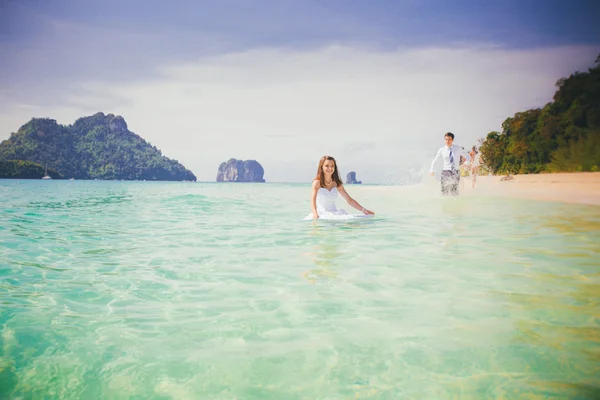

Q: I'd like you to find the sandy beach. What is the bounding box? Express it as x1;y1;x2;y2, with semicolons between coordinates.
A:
461;172;600;206
360;172;600;206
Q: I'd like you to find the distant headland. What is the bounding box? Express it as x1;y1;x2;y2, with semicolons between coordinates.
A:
0;112;196;181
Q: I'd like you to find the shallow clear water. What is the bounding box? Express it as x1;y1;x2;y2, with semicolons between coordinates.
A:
1;180;599;399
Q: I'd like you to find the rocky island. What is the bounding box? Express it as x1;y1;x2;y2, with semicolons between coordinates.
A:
346;171;362;184
216;158;265;182
0;112;196;181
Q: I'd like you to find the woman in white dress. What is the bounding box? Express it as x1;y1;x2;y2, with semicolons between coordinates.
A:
306;156;375;220
470;146;482;188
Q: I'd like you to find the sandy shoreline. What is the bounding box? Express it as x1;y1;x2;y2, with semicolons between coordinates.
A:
462;172;600;206
361;172;600;206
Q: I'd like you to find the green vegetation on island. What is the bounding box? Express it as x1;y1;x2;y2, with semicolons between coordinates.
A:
0;112;196;181
478;55;600;174
0;160;62;179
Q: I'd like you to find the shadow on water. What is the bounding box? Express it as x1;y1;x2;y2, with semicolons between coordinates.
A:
0;313;58;399
0;359;17;399
525;381;600;400
27;193;133;210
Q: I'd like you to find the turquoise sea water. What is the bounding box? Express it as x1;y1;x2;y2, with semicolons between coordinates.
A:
1;180;599;399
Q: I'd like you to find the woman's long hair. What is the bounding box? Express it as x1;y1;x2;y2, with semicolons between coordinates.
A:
314;156;342;188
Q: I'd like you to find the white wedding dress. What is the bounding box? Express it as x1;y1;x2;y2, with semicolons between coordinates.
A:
304;187;372;221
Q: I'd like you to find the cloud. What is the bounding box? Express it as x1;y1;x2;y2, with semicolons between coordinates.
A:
343;141;379;153
1;43;599;183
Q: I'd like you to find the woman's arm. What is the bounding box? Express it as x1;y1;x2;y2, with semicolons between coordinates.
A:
311;180;320;218
337;184;375;215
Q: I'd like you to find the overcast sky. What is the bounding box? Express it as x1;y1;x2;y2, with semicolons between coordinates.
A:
1;0;599;182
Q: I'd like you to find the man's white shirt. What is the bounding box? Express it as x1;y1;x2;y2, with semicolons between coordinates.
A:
430;145;471;173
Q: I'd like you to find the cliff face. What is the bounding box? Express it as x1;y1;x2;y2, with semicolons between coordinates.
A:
346;171;362;184
216;158;265;182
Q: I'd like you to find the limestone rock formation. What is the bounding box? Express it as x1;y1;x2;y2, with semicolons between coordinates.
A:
346;171;362;184
216;158;265;182
108;115;128;132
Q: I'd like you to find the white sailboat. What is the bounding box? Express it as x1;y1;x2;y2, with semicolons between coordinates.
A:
42;164;52;180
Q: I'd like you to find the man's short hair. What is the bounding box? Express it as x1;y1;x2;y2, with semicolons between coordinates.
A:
444;132;455;139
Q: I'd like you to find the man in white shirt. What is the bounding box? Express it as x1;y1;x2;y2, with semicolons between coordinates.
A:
429;132;470;196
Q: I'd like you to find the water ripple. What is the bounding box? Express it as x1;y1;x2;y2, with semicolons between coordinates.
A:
0;181;598;398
